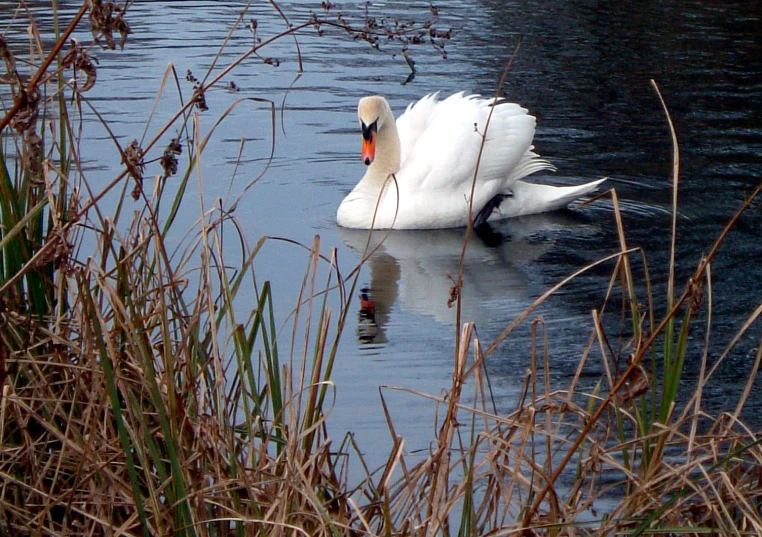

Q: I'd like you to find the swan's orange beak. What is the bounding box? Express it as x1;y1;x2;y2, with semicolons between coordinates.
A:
362;133;376;165
361;120;377;166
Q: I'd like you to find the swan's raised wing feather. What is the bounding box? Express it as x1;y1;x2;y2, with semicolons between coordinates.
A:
395;92;443;167
397;94;551;195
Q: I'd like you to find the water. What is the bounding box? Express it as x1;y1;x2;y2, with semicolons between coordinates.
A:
3;0;762;471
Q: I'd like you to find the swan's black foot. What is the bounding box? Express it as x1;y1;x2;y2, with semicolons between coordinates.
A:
474;222;506;247
473;192;510;228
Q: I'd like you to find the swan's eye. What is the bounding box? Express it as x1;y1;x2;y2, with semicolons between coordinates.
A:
361;120;378;141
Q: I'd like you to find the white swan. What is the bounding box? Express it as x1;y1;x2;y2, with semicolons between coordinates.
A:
336;92;606;229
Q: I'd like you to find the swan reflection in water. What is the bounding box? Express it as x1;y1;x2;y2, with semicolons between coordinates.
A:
340;211;599;345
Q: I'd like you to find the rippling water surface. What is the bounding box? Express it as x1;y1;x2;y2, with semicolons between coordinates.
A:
2;0;761;470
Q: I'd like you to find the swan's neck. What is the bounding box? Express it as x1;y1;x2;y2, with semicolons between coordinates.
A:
337;103;403;229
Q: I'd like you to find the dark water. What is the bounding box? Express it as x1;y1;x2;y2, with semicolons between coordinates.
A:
2;0;761;468
467;0;762;397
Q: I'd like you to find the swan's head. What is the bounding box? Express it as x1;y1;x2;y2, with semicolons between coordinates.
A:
358;96;392;166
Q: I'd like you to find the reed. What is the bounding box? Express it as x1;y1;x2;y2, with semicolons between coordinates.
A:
1;2;761;536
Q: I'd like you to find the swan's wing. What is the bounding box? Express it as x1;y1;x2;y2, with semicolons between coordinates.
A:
395;92;445;166
397;94;552;195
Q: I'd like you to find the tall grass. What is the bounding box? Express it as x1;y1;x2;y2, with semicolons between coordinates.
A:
2;2;762;536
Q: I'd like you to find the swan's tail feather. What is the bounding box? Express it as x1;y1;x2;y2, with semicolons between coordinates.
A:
490;178;607;221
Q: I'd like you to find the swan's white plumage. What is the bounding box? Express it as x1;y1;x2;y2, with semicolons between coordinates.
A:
337;93;605;229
